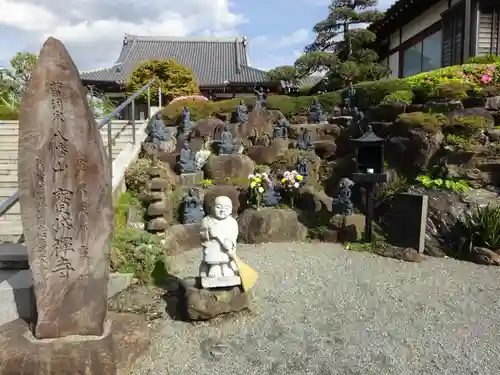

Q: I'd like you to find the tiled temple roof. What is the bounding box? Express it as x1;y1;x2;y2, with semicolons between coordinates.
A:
80;34;268;86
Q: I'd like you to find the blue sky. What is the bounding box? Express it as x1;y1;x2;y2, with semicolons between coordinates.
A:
0;0;396;71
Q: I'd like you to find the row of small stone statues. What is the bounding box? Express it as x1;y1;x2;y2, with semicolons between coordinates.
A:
179;157;310;224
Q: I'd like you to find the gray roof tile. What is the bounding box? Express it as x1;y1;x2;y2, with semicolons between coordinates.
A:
80;34;268;86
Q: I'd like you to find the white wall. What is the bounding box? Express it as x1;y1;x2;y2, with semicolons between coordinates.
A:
401;0;448;42
389;32;400;50
389;53;399;78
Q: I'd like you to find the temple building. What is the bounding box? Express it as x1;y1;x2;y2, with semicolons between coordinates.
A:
80;34;275;103
370;0;500;78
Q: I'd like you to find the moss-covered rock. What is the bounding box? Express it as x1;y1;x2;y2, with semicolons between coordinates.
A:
395;112;449;134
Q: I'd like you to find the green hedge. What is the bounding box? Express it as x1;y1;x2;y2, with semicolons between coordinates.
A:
161;92;341;122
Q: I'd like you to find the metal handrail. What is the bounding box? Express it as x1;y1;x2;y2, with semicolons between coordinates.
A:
0;79;157;218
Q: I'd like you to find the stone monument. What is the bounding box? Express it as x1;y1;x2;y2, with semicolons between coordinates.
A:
296;156;309;182
180;106;192;134
177;140;204;186
147;112;168;150
18;39;113;339
1;37;150;375
309;99;323;124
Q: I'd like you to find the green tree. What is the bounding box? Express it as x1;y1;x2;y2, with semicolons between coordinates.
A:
296;0;389;89
265;65;301;83
127;59;199;102
8;52;37;96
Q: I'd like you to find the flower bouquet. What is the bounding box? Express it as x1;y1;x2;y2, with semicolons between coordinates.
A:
247;172;269;210
280;170;304;208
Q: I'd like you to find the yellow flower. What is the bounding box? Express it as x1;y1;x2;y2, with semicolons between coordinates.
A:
296;175;303;181
281;178;287;183
250;181;256;188
254;177;261;183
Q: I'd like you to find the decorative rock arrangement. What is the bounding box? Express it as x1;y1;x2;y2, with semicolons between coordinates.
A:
144;168;172;232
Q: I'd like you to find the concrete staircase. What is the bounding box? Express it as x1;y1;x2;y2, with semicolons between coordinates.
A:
0;120;141;242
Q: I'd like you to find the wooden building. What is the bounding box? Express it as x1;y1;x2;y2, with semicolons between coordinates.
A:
80;34;276;106
370;0;500;78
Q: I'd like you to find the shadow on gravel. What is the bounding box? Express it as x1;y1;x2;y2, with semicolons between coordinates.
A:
157;267;190;322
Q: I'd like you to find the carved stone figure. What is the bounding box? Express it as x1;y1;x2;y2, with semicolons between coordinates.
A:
296;156;308;182
199;196;241;289
218;124;235;154
235;99;249;123
253;86;267;110
297;128;313;151
194;135;211;170
332;177;355;215
263;179;281;207
180;106;192;133
273;114;289;139
309;99;323;124
181;188;204;224
147;113;168;150
178;140;196;173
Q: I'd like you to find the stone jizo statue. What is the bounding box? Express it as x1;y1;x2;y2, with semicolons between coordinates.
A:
180;106;192;133
309;99;323;124
296;156;308;182
199;196;241;289
297;128;313;151
253;86;267;110
235;99;249;123
147;113;168;150
332;177;355;215
178;140;196;173
273;114;289;139
181;188;204;224
218;124;235;154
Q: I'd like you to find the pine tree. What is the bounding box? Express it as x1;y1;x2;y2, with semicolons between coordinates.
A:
296;0;390;89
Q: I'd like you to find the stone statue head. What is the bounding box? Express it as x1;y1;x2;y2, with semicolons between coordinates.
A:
223;124;229;132
183;140;189;149
339;177;354;190
213;196;232;220
155;112;162;120
183;106;189;111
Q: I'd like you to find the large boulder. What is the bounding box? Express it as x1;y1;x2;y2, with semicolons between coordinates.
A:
203;154;255;185
237;208;307;244
246;138;289;165
189;117;224;139
239;109;275;138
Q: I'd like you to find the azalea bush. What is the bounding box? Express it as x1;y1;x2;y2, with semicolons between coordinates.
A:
247;172;269;210
405;63;500;95
280;170;304;208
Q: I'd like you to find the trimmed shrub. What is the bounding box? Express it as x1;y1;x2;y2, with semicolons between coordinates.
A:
381;90;414;105
347;79;411;109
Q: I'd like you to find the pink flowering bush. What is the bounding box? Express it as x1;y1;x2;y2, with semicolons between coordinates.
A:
404;63;500;95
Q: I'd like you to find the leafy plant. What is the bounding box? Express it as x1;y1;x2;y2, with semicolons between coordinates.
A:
455;204;500;250
454;115;493;133
115;191;142;228
467;55;500;64
344;241;378;252
198;179;213;188
380;90;414;105
430;81;472;100
111;227;165;284
416;174;469;192
445;133;472;150
380;173;408;198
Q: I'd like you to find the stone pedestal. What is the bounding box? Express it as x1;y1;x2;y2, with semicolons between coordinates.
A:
179;171;204;186
180;277;251;321
0;312;150;375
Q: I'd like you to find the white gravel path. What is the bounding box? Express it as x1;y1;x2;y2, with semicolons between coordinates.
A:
131;242;500;375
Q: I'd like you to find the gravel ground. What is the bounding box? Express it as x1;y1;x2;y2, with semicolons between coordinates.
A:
130;242;500;375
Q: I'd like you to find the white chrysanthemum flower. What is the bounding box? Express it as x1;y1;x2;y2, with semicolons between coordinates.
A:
294;182;300;188
248;173;255;179
283;171;291;177
258;186;264;193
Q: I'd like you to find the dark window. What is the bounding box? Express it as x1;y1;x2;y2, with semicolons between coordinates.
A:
441;2;465;66
402;31;442;77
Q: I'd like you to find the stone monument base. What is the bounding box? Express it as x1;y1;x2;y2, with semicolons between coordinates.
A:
179;171;204;186
0;312;150;375
201;275;241;289
180;277;250;321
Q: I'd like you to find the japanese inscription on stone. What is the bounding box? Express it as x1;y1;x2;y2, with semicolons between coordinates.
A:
18;37;113;339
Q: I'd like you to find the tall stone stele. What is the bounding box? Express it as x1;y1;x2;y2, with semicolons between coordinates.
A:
17;37;113;339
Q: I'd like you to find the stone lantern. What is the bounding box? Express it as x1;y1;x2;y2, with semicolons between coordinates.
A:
351;125;388;241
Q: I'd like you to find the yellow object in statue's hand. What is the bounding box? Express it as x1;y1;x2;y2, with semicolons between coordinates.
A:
231;255;258;291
